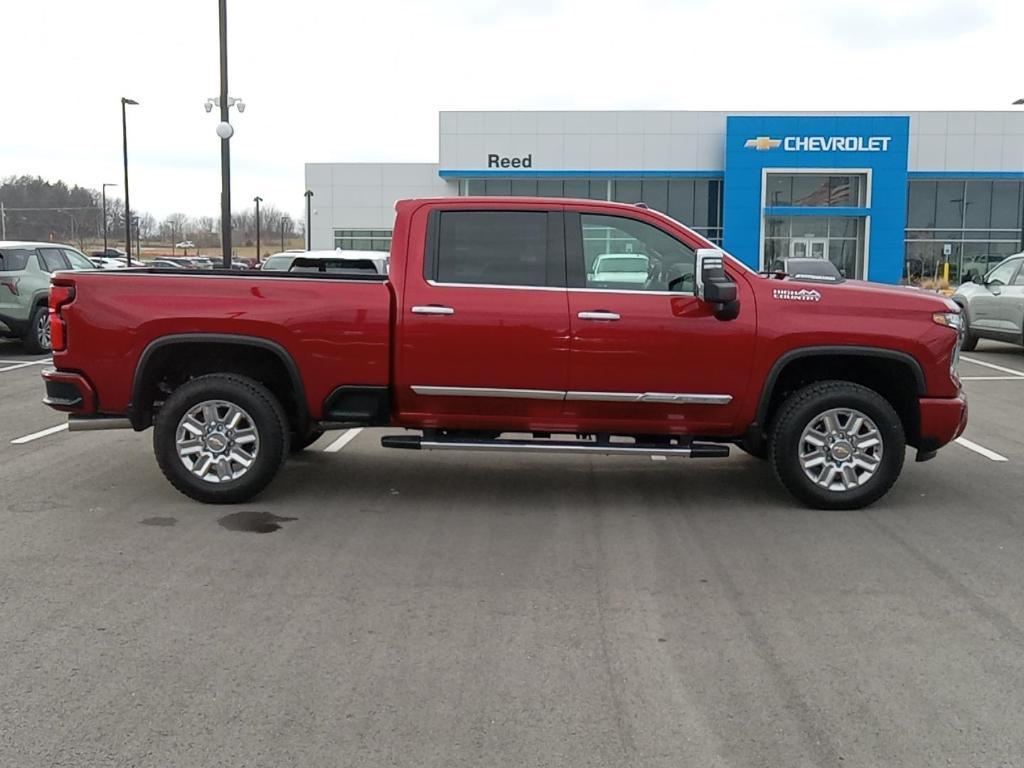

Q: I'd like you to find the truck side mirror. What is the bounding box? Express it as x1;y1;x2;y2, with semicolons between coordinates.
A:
695;248;739;320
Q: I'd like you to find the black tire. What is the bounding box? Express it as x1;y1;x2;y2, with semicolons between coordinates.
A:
768;380;905;510
23;303;51;354
961;325;978;352
290;426;325;452
153;374;290;504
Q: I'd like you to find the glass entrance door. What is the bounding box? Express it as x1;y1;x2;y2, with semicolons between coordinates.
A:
790;237;828;260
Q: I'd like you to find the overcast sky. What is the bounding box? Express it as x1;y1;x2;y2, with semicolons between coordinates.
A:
3;0;1022;220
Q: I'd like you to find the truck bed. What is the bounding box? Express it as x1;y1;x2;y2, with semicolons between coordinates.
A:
51;269;393;419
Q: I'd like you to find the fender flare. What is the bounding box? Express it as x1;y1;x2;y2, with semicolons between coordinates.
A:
754;345;927;428
131;333;309;429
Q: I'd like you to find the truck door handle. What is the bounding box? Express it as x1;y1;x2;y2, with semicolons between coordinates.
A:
577;311;620;321
412;305;455;315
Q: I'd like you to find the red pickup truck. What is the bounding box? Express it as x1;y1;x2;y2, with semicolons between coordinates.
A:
42;197;967;509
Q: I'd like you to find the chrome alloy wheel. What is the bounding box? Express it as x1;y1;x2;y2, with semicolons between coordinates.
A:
175;400;260;484
798;407;883;492
36;310;51;351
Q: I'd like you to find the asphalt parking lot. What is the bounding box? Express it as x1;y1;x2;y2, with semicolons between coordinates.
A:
2;340;1023;768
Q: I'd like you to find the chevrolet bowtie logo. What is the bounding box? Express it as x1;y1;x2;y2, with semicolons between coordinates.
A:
744;136;782;150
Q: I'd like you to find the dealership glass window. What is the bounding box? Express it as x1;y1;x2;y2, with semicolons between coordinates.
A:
510;179;538;196
964;181;993;229
640;179;669;214
434;211;550;286
763;216;864;278
903;179;1024;286
767;174;864;208
906;181;937;228
934;180;965;229
991;181;1022;231
333;229;392;252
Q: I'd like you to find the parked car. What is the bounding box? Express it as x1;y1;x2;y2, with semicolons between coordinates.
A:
1;241;95;352
191;256;214;269
951;251;1024;351
146;260;185;269
261;250;389;276
588;253;650;288
768;257;845;283
43;197;966;510
90;256;128;270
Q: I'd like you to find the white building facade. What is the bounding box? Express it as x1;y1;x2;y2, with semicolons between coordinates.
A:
305;110;1024;283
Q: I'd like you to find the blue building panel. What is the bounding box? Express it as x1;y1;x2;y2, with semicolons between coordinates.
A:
723;115;910;283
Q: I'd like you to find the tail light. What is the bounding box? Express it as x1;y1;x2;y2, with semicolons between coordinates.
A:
49;284;76;352
0;277;19;296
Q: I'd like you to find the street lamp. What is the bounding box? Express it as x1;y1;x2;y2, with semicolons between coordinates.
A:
281;215;290;252
121;97;139;266
101;183;117;252
1014;99;1024;249
253;196;262;262
205;0;246;269
304;190;313;250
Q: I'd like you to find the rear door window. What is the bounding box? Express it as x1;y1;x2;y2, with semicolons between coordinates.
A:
62;249;96;270
430;210;557;287
38;248;71;273
0;248;33;272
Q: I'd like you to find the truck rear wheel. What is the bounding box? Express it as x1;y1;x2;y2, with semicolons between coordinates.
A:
769;380;905;510
153;374;289;504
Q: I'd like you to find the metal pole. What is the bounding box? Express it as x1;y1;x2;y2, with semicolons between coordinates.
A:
122;99;132;266
0;201;5;240
219;0;232;269
304;190;313;250
281;217;286;252
254;196;262;262
102;187;108;251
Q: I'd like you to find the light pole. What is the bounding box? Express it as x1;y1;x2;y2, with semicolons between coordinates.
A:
253;196;262;262
1015;99;1024;250
101;183;117;252
121;97;139;266
281;215;289;252
304;190;313;250
204;0;246;269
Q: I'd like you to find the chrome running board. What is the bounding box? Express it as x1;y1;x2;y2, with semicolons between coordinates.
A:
380;435;729;458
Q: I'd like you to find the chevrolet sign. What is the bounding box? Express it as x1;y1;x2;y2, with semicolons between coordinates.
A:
745;135;892;152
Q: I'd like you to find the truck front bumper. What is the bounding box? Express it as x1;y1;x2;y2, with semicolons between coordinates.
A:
915;391;968;460
41;368;96;413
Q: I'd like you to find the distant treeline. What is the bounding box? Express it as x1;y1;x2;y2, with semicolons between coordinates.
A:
0;175;298;248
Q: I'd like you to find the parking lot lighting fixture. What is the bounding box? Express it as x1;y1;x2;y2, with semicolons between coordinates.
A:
121;98;138;266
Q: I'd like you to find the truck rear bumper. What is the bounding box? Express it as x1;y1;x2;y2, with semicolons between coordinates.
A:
916;392;967;457
41;368;96;413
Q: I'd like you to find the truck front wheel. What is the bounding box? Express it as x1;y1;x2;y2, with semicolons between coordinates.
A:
153;374;290;504
769;381;905;510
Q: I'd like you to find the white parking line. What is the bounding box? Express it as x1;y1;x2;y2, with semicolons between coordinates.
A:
323;428;363;453
960;356;1024;377
0;360;51;373
954;436;1009;462
961;375;1024;381
10;423;68;445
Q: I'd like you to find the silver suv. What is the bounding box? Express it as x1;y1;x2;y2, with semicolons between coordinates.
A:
0;242;95;353
952;252;1024;351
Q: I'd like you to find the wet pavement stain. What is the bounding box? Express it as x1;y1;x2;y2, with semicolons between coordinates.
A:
140;517;178;527
217;511;297;534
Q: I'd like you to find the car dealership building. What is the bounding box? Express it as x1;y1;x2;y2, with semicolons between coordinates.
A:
305;110;1024;284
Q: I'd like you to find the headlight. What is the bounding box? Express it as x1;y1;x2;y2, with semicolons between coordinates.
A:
933;312;963;331
933;312;963;378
